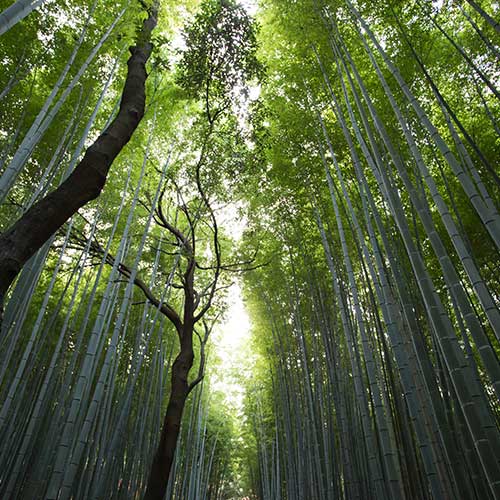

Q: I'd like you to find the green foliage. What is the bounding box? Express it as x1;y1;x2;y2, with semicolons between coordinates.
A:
176;0;263;102
1;0;500;497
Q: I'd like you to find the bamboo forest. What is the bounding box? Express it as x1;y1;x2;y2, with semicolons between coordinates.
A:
1;0;500;498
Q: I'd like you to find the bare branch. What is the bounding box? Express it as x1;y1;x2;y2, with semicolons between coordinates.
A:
156;189;193;255
67;228;184;337
187;315;220;394
195;245;268;273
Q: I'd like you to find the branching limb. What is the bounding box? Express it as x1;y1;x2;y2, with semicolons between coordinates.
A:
195;245;268;273
155;188;192;250
113;260;184;337
67;225;184;338
187;315;220;394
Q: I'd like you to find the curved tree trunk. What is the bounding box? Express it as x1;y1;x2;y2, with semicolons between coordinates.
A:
0;4;158;318
143;346;195;500
143;249;199;500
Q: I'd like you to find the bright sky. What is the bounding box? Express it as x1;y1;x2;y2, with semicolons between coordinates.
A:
240;0;258;16
211;280;254;412
209;0;259;413
167;0;259;411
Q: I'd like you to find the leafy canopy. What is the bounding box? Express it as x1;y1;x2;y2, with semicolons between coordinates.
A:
177;0;263;106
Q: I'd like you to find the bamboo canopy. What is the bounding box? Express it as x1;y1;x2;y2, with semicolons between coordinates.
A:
0;0;499;498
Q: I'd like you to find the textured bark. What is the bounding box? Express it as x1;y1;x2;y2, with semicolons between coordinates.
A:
143;262;198;500
0;6;158;315
143;347;194;500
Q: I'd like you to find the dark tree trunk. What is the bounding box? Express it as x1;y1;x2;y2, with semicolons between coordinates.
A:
143;255;199;500
0;6;158;315
143;334;195;500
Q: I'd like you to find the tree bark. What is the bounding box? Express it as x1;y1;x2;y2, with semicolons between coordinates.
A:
0;5;158;317
143;335;195;500
142;234;201;500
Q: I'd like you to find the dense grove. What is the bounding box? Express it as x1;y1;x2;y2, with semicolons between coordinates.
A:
0;0;499;499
